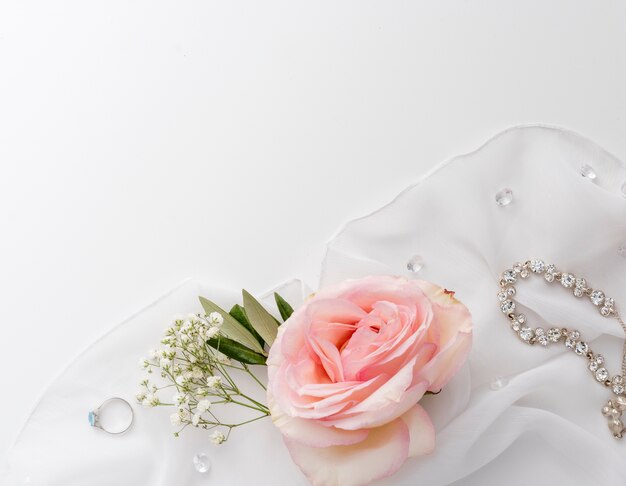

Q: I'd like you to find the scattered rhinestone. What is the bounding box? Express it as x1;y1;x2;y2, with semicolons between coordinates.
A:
495;188;513;207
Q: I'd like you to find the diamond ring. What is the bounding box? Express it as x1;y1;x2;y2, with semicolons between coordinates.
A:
88;397;134;434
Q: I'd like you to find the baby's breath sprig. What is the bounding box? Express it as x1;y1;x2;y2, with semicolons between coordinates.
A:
137;311;271;443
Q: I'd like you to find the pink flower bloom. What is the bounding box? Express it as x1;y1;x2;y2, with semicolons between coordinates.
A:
267;275;472;486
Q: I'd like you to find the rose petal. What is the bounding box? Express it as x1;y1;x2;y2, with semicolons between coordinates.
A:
284;417;410;486
268;390;369;447
420;330;472;391
401;404;435;457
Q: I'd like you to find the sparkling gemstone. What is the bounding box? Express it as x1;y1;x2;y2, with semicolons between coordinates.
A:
490;376;509;390
511;320;521;331
502;269;517;284
565;337;576;349
535;327;545;336
596;368;609;382
560;273;575;288
596;355;605;365
501;300;515;314
605;298;615;308
580;164;597;180
601;307;612;317
495;188;513;206
537;335;549;346
506;287;516;296
193;453;212;473
619;243;626;258
88;411;96;426
547;328;562;342
573;287;584;298
575;277;586;288
529;259;546;273
516;314;526;324
590;290;605;306
621;181;626;197
589;361;598;372
568;330;580;340
574;341;588;355
513;262;524;273
613;375;623;385
406;255;424;273
497;291;507;302
519;268;529;278
519;327;534;341
544;272;555;283
615;384;626;395
545;264;556;274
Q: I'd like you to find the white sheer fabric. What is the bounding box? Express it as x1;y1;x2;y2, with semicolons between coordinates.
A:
3;126;626;486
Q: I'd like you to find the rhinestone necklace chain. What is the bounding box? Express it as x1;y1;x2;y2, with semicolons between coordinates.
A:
497;259;626;438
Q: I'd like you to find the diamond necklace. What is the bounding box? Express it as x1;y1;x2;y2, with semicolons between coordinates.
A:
497;259;626;438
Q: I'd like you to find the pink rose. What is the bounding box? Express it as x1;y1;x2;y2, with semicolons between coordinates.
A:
267;275;472;486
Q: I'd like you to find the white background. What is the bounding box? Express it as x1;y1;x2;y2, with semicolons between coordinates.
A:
1;0;625;462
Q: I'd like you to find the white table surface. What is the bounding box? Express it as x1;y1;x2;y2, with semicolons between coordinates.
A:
1;0;625;465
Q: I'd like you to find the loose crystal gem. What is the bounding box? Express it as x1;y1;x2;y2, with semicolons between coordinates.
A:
614;385;625;395
620;243;626;258
621;181;626;197
519;327;534;341
596;368;609;382
501;300;515;314
529;259;546;273
589;361;599;372
590;290;605;306
502;269;517;284
580;164;597;180
193;453;212;473
406;255;424;273
560;273;575;288
497;291;507;302
88;411;96;426
565;337;576;348
574;341;588;355
495;188;513;206
547;328;562;342
490;376;509;390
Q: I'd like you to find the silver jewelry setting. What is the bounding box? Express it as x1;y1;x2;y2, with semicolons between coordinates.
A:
498;259;626;438
88;397;134;435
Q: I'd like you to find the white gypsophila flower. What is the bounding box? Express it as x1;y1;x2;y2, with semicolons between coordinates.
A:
191;367;204;379
176;375;188;386
180;333;191;343
206;376;222;388
139;358;150;369
170;412;183;426
206;326;220;339
159;358;172;370
173;393;188;406
142;393;160;408
209;430;226;445
208;312;224;327
149;349;160;360
191;413;201;427
150;383;158;393
195;387;209;397
197;399;212;413
136;391;147;402
189;355;197;363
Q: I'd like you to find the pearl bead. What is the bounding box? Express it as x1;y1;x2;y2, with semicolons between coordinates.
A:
602;406;612;417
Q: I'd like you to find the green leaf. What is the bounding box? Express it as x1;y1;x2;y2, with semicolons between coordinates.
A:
199;296;266;355
229;304;264;346
206;336;267;365
242;289;279;346
274;292;294;322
